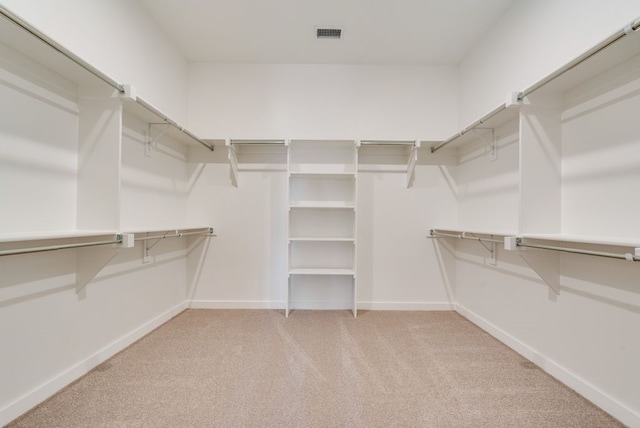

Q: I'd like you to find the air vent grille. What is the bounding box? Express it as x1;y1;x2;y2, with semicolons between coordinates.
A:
316;28;342;39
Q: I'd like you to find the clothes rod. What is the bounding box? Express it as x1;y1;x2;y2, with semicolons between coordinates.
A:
519;18;640;100
136;97;214;151
134;229;213;242
517;239;639;262
0;236;123;257
430;104;506;153
0;6;124;93
430;230;504;245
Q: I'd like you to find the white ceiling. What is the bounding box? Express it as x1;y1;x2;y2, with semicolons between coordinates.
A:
138;0;514;65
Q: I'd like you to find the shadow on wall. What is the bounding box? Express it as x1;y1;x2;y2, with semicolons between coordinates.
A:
434;238;640;314
0;238;195;309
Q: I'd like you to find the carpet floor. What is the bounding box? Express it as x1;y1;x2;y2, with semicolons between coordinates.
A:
8;309;622;427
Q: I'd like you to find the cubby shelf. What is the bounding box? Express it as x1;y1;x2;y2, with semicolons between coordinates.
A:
289;237;355;242
289;268;355;276
289;202;356;209
287;140;358;317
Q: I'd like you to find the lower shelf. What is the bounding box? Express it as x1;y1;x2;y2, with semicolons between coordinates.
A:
289;268;355;276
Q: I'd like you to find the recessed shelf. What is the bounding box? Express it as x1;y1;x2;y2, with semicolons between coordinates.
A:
289;268;355;276
289;171;356;177
289;202;356;209
289;237;355;242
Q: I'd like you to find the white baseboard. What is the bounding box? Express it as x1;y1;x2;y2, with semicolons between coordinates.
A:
189;300;286;310
0;301;188;427
189;300;455;312
455;303;639;428
358;301;454;311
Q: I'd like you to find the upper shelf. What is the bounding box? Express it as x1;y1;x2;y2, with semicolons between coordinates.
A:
0;5;213;151
429;17;640;154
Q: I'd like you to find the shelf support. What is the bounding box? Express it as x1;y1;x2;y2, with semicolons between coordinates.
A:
471;128;496;160
226;139;239;187
76;234;135;294
146;123;172;156
406;141;420;188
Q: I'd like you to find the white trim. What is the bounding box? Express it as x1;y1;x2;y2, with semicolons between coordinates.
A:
0;301;188;427
189;300;286;310
189;300;455;312
358;301;454;311
455;303;639;428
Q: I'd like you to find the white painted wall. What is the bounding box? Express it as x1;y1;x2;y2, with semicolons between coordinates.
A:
0;0;189;122
186;162;456;310
0;2;195;425
447;2;640;425
188;64;458;140
458;0;640;125
185;65;458;309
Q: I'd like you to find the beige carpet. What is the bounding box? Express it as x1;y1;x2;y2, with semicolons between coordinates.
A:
8;310;622;427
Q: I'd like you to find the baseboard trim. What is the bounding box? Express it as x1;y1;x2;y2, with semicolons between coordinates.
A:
0;301;188;427
189;300;286;310
358;301;454;311
189;300;455;312
455;303;639;428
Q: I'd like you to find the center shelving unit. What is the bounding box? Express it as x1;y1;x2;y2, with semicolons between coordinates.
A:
287;140;358;317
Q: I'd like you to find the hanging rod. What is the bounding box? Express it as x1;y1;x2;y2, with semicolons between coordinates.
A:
518;17;640;100
516;238;640;262
430;104;506;153
429;230;504;244
0;5;124;93
134;228;214;242
430;17;640;154
0;235;123;257
136;97;214;151
0;6;213;153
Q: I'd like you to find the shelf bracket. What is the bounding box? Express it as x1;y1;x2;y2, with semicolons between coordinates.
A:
146;123;172;156
143;230;177;263
226;139;239;187
406;140;420;188
471;128;496;160
465;232;497;265
505;237;560;294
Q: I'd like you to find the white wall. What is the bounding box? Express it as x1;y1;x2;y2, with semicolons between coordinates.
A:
447;2;640;425
188;64;458;140
0;0;189;122
0;2;195;425
185;65;458;309
459;0;640;125
186;162;456;310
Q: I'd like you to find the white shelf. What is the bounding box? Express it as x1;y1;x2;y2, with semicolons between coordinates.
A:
289;237;355;242
121;226;213;234
289;202;356;209
430;228;518;238
289;268;355;276
521;234;640;248
289;171;356;177
0;230;119;243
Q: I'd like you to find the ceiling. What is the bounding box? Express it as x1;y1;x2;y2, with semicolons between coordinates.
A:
138;0;514;65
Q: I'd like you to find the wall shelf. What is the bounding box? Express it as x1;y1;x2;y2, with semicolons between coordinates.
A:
289;237;356;242
289;268;355;276
0;5;212;154
358;140;420;188
287;140;357;317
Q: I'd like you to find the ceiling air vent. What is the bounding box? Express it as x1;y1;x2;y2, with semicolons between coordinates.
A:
316;28;342;39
